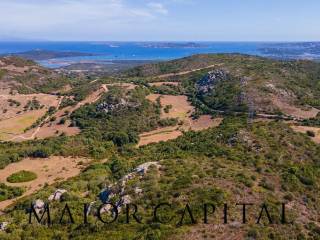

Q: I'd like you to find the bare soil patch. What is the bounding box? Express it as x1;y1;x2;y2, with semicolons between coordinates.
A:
139;94;222;146
146;94;194;120
0;109;46;141
0;93;59;120
0;156;90;210
189;115;223;131
138;126;182;146
291;125;320;144
271;95;319;119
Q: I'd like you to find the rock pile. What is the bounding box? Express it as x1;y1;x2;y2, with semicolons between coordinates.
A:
196;70;229;94
97;99;140;113
48;189;67;201
0;222;8;231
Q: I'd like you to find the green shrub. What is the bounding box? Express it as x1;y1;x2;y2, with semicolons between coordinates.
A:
7;170;37;183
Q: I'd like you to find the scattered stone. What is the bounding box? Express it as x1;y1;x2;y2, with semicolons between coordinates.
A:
135;162;161;175
97;98;140;113
122;195;131;205
0;222;8;231
134;187;143;195
48;189;67;201
85;201;96;217
32;199;45;214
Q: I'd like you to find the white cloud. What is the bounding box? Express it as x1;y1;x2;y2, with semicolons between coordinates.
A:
147;2;168;15
0;0;169;40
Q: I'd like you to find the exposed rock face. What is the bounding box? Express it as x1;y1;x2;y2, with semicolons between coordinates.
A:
32;199;45;214
196;70;230;94
48;189;67;201
96;162;161;214
134;162;161;175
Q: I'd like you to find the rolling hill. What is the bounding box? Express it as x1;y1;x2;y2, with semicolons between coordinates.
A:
0;54;320;239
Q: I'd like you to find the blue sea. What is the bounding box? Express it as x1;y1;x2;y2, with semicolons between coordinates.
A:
0;41;273;68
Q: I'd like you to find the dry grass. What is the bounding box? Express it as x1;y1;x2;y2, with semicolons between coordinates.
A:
0;156;90;210
271;95;319;119
139;94;222;146
291;125;320;144
0;109;46;141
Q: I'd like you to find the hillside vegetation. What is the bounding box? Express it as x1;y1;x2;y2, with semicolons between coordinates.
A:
1;54;320;239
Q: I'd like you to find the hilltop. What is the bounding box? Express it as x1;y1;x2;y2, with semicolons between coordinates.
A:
126;54;320;119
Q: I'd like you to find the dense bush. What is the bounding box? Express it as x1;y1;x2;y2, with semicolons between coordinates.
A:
7;170;37;183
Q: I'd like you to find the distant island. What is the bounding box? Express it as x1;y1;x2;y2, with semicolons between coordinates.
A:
2;49;99;60
138;42;208;48
259;42;320;60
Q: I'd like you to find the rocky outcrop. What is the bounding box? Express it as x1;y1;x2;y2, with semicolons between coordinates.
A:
32;199;45;214
134;162;161;175
96;162;161;214
48;189;67;201
97;98;140;113
0;222;8;231
196;70;229;94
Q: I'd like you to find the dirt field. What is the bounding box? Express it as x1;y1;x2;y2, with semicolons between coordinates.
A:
106;83;137;90
188;115;223;131
146;94;194;119
0;93;59;120
271;95;319;119
0;156;90;210
0;109;47;141
291;125;320;144
139;94;222;146
138;126;182;146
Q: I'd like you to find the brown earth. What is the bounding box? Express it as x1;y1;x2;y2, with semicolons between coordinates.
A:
188;115;223;131
139;94;222;146
271;95;319;119
0;109;47;141
0;93;60;120
146;94;194;120
291;125;320;144
138;126;182;147
0;156;90;210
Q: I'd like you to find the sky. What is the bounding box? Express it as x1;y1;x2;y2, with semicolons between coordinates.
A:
0;0;319;41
